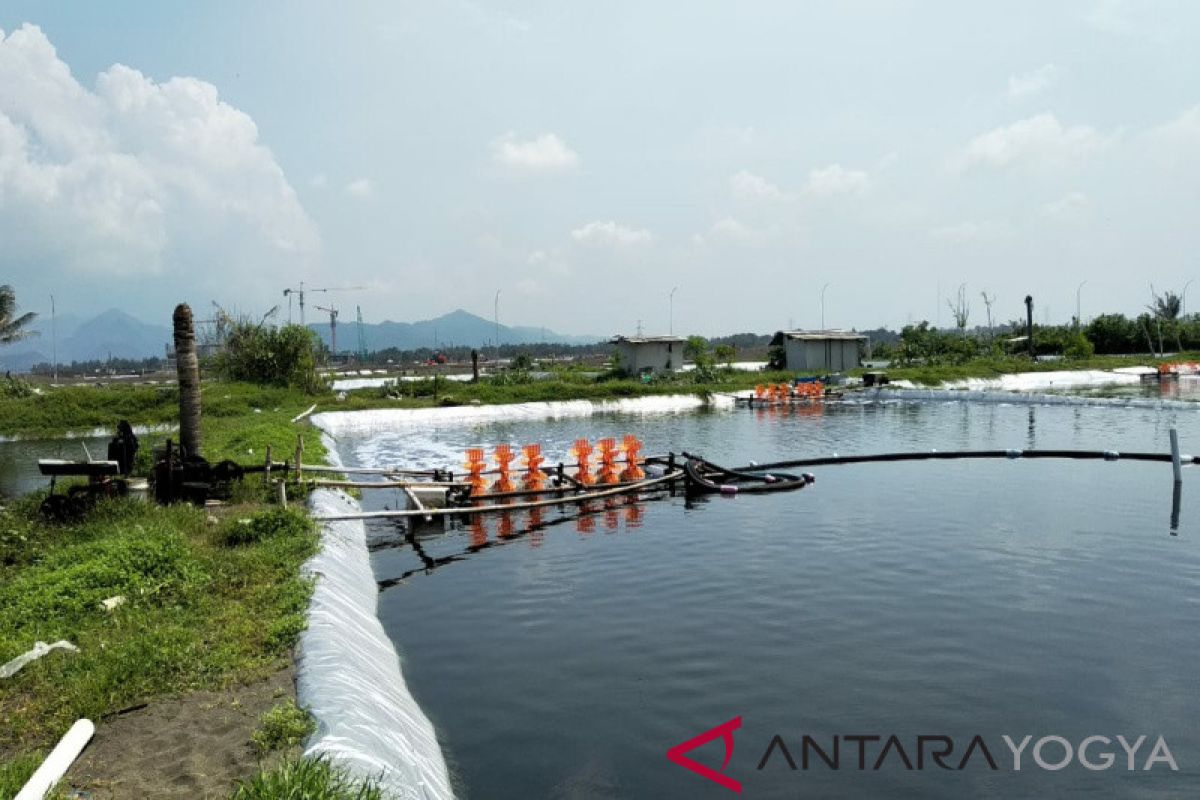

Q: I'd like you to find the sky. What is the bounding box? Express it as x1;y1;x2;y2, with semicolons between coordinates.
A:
1;0;1198;338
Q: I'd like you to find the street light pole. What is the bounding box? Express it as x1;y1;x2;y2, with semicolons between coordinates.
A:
50;295;57;382
1076;280;1087;329
1183;279;1194;316
494;289;501;361
820;283;830;330
669;286;678;336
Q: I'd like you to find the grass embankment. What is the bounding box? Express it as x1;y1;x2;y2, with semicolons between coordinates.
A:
0;385;362;798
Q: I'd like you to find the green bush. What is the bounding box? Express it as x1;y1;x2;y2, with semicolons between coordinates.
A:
213;322;324;393
1;376;34;398
1064;330;1095;360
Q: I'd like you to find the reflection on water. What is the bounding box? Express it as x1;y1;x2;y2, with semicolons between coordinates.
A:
374;494;665;590
0;436;109;499
333;400;1200;799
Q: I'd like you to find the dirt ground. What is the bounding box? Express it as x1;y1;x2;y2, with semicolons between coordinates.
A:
62;666;297;799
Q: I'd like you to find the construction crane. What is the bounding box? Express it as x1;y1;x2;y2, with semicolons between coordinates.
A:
314;304;339;356
282;281;363;326
356;305;368;363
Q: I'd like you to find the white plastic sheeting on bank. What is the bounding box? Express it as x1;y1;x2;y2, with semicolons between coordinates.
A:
937;369;1150;392
313;393;734;437
297;484;453;800
330;375;475;391
856;387;1200;411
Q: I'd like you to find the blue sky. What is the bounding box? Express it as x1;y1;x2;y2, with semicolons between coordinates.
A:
1;1;1198;336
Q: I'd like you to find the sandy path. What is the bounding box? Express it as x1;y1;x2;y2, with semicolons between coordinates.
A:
63;666;296;799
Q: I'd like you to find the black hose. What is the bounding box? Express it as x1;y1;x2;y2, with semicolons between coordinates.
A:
736;449;1197;472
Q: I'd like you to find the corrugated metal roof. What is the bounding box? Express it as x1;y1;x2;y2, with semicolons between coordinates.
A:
610;335;687;344
771;329;868;343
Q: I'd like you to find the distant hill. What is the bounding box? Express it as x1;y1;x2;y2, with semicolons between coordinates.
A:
0;306;599;372
0;309;171;372
308;308;602;352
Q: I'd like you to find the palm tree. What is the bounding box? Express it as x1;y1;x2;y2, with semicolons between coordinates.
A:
173;304;203;458
1147;286;1184;354
1148;289;1182;321
0;285;38;345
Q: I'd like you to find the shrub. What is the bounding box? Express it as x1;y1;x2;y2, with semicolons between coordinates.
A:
0;376;35;398
213;322;323;393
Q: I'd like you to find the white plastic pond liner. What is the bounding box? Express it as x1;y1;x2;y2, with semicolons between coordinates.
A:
298;486;453;800
857;387;1200;411
313;393;733;437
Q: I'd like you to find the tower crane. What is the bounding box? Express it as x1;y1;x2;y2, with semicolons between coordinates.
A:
314;304;340;356
282;281;363;326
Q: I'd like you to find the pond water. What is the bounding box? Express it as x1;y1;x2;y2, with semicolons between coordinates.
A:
0;436;109;500
330;399;1200;799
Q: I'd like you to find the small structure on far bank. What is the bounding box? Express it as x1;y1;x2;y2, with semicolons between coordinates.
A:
770;330;868;371
610;335;686;376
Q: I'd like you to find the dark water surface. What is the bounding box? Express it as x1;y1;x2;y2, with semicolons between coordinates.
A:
336;400;1200;799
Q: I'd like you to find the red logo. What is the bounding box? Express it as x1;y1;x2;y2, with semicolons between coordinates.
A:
667;716;743;793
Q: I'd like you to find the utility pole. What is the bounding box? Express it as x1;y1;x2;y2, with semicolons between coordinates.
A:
1075;280;1087;329
669;286;678;336
494;289;501;361
50;295;57;381
820;283;830;330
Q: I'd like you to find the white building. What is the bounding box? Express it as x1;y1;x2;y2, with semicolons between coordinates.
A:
770;330;867;371
610;335;686;376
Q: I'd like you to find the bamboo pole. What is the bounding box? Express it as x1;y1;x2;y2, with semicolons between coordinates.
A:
312;471;682;521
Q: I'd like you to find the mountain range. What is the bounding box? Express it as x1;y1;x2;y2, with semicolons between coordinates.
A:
0;308;601;372
307;308;601;353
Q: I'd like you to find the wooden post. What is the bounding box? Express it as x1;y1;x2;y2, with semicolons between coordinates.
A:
264;444;272;487
276;479;288;509
295;434;304;481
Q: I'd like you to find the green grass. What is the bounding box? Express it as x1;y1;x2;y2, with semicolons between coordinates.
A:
231;757;383;800
0;752;43;799
0;500;318;765
252;699;316;755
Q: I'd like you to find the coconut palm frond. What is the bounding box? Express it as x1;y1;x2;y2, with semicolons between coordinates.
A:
0;285;38;344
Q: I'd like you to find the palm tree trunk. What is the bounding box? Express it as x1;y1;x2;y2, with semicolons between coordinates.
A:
173;304;203;458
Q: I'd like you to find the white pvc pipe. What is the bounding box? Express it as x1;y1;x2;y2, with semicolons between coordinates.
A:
16;719;94;800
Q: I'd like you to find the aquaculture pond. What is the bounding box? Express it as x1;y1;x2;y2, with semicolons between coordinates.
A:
329;398;1200;799
0;435;109;500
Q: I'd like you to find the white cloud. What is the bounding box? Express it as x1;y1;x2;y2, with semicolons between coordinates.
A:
694;217;766;247
344;177;373;197
956;113;1106;170
570;220;652;247
730;169;790;202
1148;105;1200;145
0;24;319;287
1008;64;1058;98
1040;191;1090;220
932;220;1010;243
806;163;870;195
492;132;579;172
310;173;328;189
